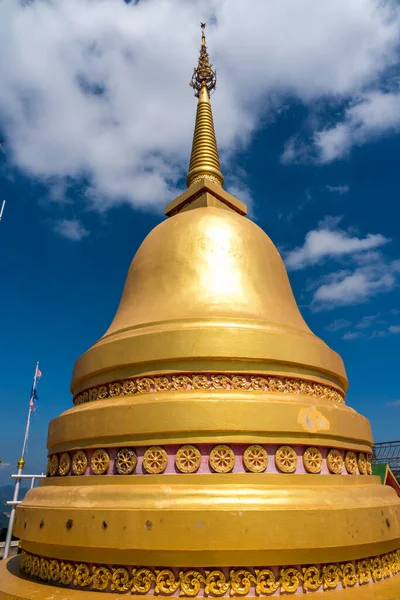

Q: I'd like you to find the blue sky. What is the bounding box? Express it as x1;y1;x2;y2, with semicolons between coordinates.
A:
0;0;400;483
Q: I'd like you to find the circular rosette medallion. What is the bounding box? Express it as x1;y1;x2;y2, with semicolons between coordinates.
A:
344;451;357;475
366;454;373;475
358;452;367;475
209;445;235;473
327;449;343;474
175;445;201;473
243;445;268;473
303;447;322;474
72;450;88;476
91;449;110;475
143;446;168;474
115;448;137;475
275;445;297;473
49;455;59;477
58;452;71;476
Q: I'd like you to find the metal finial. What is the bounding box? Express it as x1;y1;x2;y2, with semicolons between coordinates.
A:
189;23;217;97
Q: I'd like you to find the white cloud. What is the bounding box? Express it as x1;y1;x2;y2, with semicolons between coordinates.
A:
314;90;400;163
284;216;389;271
53;218;89;241
0;462;11;470
326;318;351;332
355;314;382;329
0;0;399;211
343;331;362;340
326;184;349;195
386;399;400;407
311;259;398;310
389;325;400;334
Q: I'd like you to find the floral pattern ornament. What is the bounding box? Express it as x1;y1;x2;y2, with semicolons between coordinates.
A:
345;451;358;475
49;454;59;477
327;449;343;474
358;452;367;475
73;373;345;406
243;445;268;473
302;447;322;474
175;445;201;473
20;549;400;595
143;446;168;474
72;450;88;476
58;452;71;476
366;453;373;475
209;445;235;473
115;448;137;475
275;446;297;473
91;449;110;475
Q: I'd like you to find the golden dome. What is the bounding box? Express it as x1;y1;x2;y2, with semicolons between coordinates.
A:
72;184;347;395
2;22;400;600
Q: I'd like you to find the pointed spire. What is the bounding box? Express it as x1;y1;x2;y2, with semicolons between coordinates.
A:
186;23;224;189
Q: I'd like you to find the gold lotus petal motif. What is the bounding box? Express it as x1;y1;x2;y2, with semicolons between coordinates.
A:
72;450;88;476
91;449;110;475
275;446;297;473
143;446;168;474
175;445;201;473
243;445;268;473
115;447;137;475
303;447;323;474
209;445;235;473
327;449;343;474
58;452;71;476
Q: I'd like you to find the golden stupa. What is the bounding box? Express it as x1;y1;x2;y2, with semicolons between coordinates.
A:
1;24;400;600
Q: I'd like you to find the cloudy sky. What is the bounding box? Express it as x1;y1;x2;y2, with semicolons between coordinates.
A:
0;0;400;481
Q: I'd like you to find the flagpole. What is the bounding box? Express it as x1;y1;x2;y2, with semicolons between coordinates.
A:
4;361;40;559
21;361;39;461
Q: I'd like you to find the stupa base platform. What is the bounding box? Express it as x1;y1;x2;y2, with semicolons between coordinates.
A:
1;555;400;600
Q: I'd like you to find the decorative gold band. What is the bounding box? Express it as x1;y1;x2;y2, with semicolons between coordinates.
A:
73;373;345;406
46;444;373;477
20;549;400;595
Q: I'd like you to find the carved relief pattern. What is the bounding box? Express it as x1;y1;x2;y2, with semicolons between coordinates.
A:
175;445;201;473
143;447;168;474
58;452;71;476
345;451;358;475
275;445;297;473
243;445;268;473
366;454;373;475
49;454;59;477
47;446;373;478
209;445;235;473
91;449;110;475
302;447;323;474
327;449;344;474
358;452;367;475
115;448;137;475
73;373;345;405
20;549;400;595
72;450;88;476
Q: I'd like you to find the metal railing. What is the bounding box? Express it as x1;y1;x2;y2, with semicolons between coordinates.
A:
3;472;45;560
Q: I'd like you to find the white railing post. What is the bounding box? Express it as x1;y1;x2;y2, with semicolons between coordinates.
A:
3;458;25;560
3;469;46;560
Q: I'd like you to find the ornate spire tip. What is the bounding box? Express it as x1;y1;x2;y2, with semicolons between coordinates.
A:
190;23;217;97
